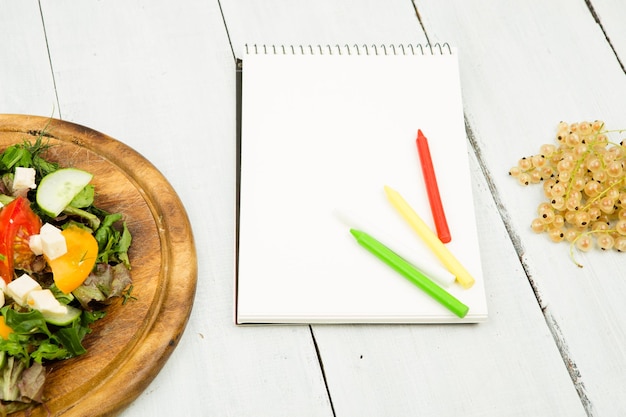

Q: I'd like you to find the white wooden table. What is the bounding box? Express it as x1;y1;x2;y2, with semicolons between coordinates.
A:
2;1;626;416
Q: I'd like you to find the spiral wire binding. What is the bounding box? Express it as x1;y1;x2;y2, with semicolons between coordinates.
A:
244;43;453;56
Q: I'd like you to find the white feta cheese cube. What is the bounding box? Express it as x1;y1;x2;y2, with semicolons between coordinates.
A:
6;274;42;306
27;289;67;316
29;234;43;256
40;223;62;235
0;291;4;308
40;223;67;260
12;167;37;192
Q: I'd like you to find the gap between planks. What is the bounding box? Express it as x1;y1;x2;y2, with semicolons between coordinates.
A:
463;116;595;417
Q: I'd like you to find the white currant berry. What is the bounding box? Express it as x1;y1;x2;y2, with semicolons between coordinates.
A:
591;120;604;132
518;157;532;172
596;233;615;250
575;234;593;252
531;218;545;233
615;220;626;236
540;143;556;157
548;228;565;242
614;236;626;251
518;173;531;186
564;228;579;242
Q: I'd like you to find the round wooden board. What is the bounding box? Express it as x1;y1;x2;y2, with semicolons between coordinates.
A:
0;115;197;416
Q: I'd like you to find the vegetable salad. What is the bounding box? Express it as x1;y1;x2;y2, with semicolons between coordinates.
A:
0;135;133;415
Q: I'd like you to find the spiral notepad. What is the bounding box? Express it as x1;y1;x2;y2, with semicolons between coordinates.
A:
235;43;488;324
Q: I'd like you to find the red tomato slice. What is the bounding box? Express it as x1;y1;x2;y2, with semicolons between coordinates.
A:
0;197;42;283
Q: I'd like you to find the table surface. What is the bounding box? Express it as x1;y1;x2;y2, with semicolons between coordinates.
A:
2;1;626;416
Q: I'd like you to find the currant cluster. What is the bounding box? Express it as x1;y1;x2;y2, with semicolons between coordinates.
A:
509;121;626;265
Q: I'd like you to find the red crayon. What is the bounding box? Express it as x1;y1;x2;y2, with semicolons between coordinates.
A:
416;129;451;243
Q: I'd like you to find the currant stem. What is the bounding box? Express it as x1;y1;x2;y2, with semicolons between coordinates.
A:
568;228;618;268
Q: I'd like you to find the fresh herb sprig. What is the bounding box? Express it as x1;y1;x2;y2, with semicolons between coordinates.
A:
0;135;58;180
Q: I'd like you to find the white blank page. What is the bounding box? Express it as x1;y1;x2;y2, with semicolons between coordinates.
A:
237;45;487;323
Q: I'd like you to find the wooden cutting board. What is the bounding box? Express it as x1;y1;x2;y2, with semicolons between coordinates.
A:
0;114;197;416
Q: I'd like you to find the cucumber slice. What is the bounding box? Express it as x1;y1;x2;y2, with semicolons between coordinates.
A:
36;168;94;217
41;304;82;326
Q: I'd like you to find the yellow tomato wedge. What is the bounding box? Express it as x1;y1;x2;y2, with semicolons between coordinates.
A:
47;226;99;294
0;316;13;340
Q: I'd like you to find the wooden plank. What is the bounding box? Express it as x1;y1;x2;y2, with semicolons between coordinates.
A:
221;0;425;59
417;0;626;415
593;0;626;63
223;1;586;416
0;0;57;115
37;1;331;416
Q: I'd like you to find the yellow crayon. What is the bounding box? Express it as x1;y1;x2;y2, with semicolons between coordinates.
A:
384;185;475;289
